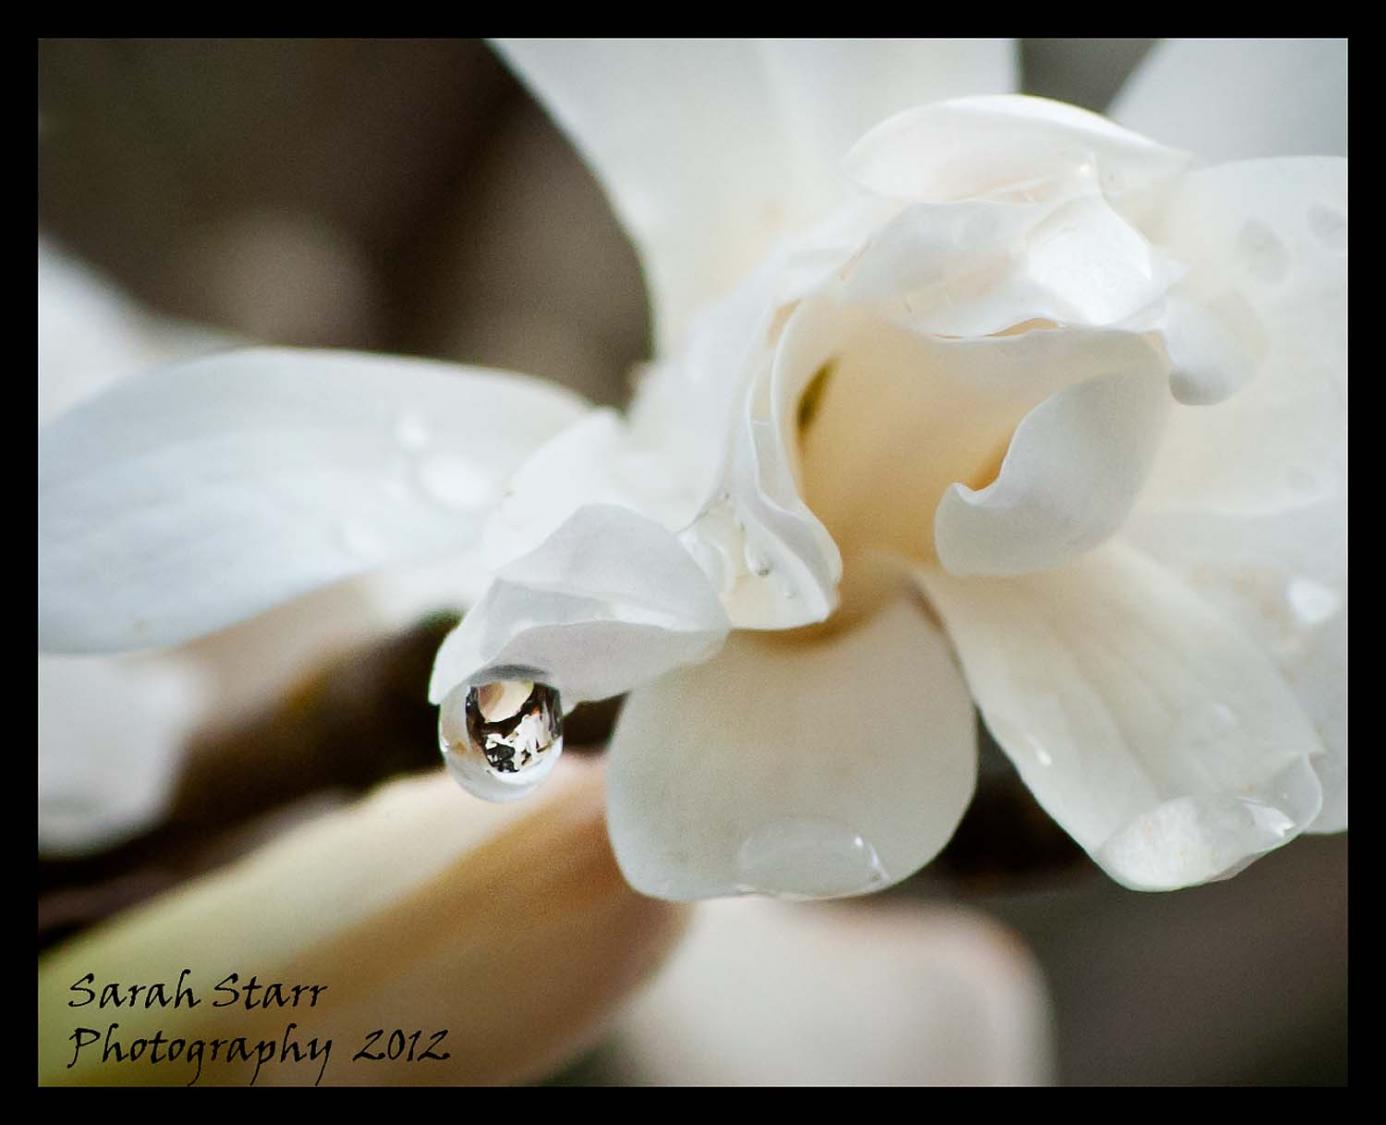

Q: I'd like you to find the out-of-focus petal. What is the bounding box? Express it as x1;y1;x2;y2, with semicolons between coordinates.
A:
917;544;1325;890
935;365;1169;576
37;238;232;425
430;504;729;707
38;348;588;654
605;899;1053;1085
1109;39;1347;162
606;596;976;901
38;758;688;1086
752;39;1017;215
846;95;1189;204
38;654;210;855
493;39;1016;354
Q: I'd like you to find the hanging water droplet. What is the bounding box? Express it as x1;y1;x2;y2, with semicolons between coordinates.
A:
439;678;563;802
734;816;890;899
743;537;773;578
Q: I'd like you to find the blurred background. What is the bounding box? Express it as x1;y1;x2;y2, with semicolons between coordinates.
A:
38;38;1347;1085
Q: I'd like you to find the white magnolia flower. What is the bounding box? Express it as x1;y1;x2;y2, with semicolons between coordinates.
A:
37;39;1347;899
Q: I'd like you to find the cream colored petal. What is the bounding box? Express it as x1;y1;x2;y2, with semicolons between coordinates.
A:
607;595;976;901
794;301;1168;565
917;544;1325;890
1110;39;1347;162
38;758;687;1086
606;899;1053;1085
935;365;1170;576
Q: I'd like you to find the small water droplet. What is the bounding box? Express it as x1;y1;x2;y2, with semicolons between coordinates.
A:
735;816;889;898
1306;204;1347;253
1285;577;1341;626
395;411;431;452
743;539;773;578
1235;221;1289;285
1173;702;1239;757
414;453;495;510
439;678;563;802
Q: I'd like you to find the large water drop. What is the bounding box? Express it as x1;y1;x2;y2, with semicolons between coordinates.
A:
439;678;563;802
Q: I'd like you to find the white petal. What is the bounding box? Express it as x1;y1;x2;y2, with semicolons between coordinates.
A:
848;188;1180;337
1110;39;1347;162
481;408;704;570
846;94;1189;204
38;653;209;855
936;365;1170;576
494;39;1016;353
1140;158;1347;512
752;39;1017;215
429;504;729;707
609;899;1053;1085
38;348;588;653
917;544;1325;890
607;596;977;900
1123;501;1347;834
1126;158;1347;823
37;237;233;425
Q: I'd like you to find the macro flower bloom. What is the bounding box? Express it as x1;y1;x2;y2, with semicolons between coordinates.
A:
38;39;1347;900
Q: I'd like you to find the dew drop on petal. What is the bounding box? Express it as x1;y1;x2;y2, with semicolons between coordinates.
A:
1286;577;1342;626
743;538;774;578
395;410;431;452
1172;701;1239;758
1235;220;1289;285
1306;204;1348;254
413;453;496;511
439;678;563;801
735;816;890;899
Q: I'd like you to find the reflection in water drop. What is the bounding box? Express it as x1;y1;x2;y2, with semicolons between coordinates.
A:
735;816;889;899
439;678;563;802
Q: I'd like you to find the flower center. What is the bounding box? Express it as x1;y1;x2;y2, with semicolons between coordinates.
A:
795;314;1034;567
